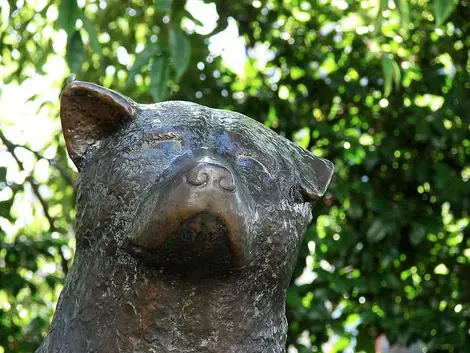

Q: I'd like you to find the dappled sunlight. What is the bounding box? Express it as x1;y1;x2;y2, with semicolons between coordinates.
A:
1;0;469;352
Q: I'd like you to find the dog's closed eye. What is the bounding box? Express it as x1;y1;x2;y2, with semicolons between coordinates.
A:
146;131;181;141
141;131;184;148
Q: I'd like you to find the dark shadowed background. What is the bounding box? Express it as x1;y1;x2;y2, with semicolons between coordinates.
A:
0;0;469;352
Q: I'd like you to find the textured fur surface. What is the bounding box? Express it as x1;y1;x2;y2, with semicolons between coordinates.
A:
37;82;334;353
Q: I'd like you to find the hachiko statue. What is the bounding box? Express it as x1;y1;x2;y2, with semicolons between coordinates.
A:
37;82;334;353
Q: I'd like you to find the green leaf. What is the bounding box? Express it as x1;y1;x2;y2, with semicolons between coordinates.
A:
57;0;78;36
0;166;6;182
381;53;400;97
434;0;459;26
410;223;426;245
374;0;388;34
155;0;172;13
265;105;279;128
0;199;13;219
286;288;302;308
149;56;169;102
169;24;191;82
184;10;204;27
434;263;449;275
293;127;310;149
347;199;364;219
395;0;410;27
384;272;400;289
331;336;350;353
0;0;10;31
392;59;401;88
126;44;160;86
367;219;388;242
65;31;85;73
81;15;101;53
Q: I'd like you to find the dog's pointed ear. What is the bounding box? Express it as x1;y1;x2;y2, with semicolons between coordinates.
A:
293;144;334;203
60;81;138;170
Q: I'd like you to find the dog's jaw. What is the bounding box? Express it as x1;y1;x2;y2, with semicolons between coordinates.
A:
35;243;290;353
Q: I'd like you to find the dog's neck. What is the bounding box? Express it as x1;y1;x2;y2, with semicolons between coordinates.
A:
37;246;289;353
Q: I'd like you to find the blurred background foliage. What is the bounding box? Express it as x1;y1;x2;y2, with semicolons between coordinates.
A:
0;0;469;352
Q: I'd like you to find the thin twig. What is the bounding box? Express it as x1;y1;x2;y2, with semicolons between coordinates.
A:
4;138;75;187
0;130;70;273
0;131;56;227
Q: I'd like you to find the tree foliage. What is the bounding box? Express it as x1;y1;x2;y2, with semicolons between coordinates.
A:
0;0;469;352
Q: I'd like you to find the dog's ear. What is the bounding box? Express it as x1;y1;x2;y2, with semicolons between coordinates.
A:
292;144;334;203
60;81;137;170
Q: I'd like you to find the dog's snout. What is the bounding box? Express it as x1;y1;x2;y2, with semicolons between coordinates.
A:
186;162;236;192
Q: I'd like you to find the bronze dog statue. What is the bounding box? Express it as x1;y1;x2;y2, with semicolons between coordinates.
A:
37;82;334;353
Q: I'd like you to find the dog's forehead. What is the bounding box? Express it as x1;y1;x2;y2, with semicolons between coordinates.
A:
138;101;282;146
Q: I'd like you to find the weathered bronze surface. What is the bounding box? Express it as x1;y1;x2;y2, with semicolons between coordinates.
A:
37;81;334;353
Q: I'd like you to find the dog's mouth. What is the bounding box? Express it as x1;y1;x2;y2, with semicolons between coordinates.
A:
124;212;236;276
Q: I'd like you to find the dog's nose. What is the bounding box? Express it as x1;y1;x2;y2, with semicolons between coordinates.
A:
186;162;236;192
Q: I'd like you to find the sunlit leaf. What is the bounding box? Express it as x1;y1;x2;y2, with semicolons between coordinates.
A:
169;24;191;82
292;8;311;22
265;105;279;128
434;263;449;275
293;127;310;149
381;53;400;97
433;0;459;26
392;59;401;88
340;13;364;31
0;0;10;30
331;336;350;353
278;85;289;100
